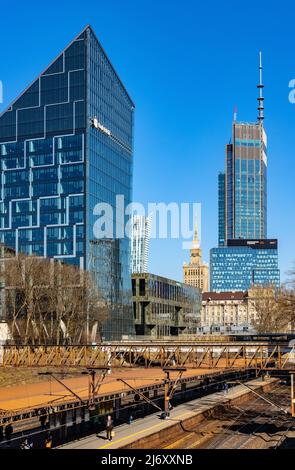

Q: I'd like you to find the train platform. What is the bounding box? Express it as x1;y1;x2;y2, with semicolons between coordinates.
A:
59;376;278;449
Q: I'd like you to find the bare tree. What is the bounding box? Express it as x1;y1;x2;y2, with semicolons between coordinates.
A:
44;261;107;344
278;265;295;330
250;286;290;333
3;253;107;345
4;255;50;343
250;268;295;333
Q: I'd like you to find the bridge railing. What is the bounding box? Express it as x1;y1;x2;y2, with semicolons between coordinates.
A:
0;343;294;369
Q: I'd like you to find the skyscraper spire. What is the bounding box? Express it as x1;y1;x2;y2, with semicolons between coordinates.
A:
192;219;200;249
183;217;209;292
257;51;264;123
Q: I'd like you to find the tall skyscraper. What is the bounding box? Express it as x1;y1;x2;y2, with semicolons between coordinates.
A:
131;214;151;273
218;172;226;246
219;53;267;243
0;25;135;340
211;53;280;292
183;220;209;292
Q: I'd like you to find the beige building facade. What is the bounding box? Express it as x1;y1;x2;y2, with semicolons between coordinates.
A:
183;223;209;292
201;291;250;329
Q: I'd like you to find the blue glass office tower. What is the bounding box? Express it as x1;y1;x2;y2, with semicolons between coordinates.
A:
0;25;135;340
220;123;267;242
219;54;267;243
210;239;280;291
218;172;225;246
211;54;280;291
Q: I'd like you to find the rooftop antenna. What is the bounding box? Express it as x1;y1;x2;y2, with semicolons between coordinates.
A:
257;51;264;123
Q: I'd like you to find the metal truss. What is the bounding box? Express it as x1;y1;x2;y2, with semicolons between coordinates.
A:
1;342;295;370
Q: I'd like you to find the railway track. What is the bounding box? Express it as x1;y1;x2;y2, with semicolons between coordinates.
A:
205;384;292;449
163;383;294;449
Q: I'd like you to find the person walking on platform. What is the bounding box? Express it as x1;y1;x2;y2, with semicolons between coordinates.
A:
223;382;229;395
44;431;53;449
106;415;114;441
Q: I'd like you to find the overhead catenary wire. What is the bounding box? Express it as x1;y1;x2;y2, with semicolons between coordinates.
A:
205;380;285;448
0;370;253;447
168;381;287;450
164;379;289;448
205;381;292;449
0;369;249;425
223;387;292;449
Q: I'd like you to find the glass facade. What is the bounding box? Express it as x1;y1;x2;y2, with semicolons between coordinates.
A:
131;215;151;273
132;273;201;337
225;143;234;240
220;122;267;243
210;239;280;291
218;172;225;246
232;123;267;240
0;26;135;340
213;111;277;292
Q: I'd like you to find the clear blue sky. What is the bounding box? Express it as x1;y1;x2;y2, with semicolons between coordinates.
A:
0;0;294;282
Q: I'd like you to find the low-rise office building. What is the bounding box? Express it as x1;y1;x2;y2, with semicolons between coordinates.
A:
210;239;280;292
132;273;201;337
